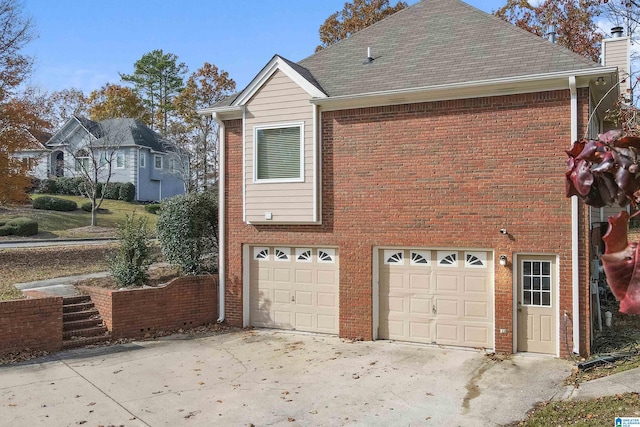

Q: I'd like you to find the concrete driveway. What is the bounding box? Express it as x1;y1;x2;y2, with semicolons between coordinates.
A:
1;329;573;426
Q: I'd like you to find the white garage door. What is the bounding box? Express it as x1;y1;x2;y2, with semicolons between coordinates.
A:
250;246;339;334
379;249;493;349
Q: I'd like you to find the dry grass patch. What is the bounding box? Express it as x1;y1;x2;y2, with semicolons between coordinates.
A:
0;244;117;300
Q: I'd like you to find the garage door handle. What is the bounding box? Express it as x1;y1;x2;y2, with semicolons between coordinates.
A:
291;296;295;302
432;305;437;314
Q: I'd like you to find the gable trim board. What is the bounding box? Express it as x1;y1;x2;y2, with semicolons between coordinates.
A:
234;55;327;106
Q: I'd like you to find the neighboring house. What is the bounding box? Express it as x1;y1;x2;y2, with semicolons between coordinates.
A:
201;0;629;357
11;128;51;179
38;115;185;201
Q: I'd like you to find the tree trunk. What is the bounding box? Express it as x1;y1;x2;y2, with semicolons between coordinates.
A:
91;205;98;227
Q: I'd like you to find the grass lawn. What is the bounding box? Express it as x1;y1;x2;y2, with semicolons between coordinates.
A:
0;195;158;238
0;244;117;300
513;393;640;426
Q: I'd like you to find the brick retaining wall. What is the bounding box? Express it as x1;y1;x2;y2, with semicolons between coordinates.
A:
0;296;63;353
80;275;218;339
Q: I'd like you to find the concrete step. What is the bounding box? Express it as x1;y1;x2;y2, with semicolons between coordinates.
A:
63;325;109;340
62;335;111;350
63;317;103;332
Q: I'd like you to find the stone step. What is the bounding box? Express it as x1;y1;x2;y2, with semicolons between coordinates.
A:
63;308;99;322
62;335;111;350
62;295;91;305
63;317;103;332
63;302;95;313
63;325;108;340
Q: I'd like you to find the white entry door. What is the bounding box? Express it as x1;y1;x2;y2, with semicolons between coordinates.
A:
517;256;557;354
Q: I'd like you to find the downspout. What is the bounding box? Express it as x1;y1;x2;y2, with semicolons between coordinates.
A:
136;147;140;201
569;76;580;354
213;112;225;323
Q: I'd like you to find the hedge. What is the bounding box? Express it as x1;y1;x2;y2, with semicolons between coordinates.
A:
34;179;133;201
32;196;78;212
0;217;38;236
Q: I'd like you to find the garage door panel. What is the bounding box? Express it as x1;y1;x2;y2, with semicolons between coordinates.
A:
435;323;459;342
317;314;336;332
436;299;459;316
409;297;431;315
379;248;493;349
464;276;488;293
295;290;313;306
435;275;459;292
295;269;313;284
464;301;489;319
409;321;431;340
317;270;336;285
317;292;336;308
409;273;430;290
274;289;291;304
464;325;490;346
250;246;339;335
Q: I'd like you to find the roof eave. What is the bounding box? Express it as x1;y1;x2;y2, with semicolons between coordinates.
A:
311;67;618;111
198;105;244;121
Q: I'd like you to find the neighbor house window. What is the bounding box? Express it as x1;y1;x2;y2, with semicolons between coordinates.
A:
139;152;145;168
116;151;125;169
154;155;163;169
75;149;90;172
254;123;303;182
169;159;176;173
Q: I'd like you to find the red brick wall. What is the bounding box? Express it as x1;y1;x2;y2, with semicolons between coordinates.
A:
224;89;592;356
0;296;63;354
81;276;218;339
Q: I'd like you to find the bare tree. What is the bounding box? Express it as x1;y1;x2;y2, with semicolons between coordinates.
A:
61;120;128;226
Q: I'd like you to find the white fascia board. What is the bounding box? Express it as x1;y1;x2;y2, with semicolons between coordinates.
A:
312;67;618;111
233;55;327;106
197;105;243;120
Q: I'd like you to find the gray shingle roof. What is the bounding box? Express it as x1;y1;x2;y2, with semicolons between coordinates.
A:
297;0;600;97
49;116;173;153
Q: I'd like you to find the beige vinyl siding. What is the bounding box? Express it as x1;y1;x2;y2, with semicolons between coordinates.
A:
603;37;630;91
245;70;316;223
589;205;628;226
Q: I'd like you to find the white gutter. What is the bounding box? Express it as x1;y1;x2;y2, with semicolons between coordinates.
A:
209;112;226;323
310;67;618;107
569;76;580;354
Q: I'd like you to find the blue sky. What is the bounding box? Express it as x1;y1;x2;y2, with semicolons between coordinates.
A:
21;1;519;94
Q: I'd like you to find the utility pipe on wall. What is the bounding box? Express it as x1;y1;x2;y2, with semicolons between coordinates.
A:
569;75;580;355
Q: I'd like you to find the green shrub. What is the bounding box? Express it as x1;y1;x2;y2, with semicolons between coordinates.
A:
157;192;218;275
144;204;162;214
109;213;151;287
102;182;121;200
7;217;38;236
0;217;38;236
32;196;78;212
81;202;92;212
36;179;57;194
56;177;84;195
119;182;135;202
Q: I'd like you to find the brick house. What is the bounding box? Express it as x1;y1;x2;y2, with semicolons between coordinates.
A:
201;0;629;357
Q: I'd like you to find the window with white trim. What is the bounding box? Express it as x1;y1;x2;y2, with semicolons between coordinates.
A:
154;155;163;169
254;123;303;182
116;151;125;169
139;152;145;168
75;149;90;172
